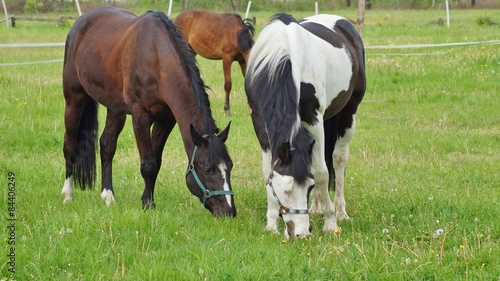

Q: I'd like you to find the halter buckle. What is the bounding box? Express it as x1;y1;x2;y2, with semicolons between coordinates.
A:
204;189;212;198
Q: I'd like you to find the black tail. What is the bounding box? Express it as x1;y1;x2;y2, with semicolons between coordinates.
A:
74;99;98;190
238;19;255;53
324;116;338;191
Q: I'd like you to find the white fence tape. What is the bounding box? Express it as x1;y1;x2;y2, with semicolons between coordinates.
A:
0;40;498;67
0;42;65;48
365;40;500;49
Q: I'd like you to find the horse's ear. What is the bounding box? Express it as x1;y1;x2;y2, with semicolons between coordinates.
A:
190;124;208;147
278;142;292;164
217;121;231;143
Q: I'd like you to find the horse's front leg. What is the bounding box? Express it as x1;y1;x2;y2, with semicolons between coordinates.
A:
261;149;279;233
99;109;126;206
308;123;338;233
131;110;157;209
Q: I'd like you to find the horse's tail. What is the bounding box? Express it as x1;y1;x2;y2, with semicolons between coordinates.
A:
238;18;255;53
74;99;98;190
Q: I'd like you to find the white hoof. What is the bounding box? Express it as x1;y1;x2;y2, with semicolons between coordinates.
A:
101;189;115;206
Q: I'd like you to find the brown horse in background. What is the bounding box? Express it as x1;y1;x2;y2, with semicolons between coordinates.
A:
61;7;236;217
174;10;255;115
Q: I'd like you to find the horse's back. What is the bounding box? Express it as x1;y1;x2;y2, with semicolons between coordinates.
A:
298;14;365;119
174;10;245;59
65;7;136;57
64;7;188;114
63;7;137;100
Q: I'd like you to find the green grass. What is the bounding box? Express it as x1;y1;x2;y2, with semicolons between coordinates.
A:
1;7;499;280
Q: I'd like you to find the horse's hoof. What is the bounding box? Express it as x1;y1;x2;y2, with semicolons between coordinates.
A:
142;201;156;210
337;213;350;221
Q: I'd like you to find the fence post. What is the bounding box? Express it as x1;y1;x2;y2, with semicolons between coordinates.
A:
357;0;365;37
2;0;8;28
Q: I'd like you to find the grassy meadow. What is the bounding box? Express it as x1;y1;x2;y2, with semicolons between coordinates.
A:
1;7;499;280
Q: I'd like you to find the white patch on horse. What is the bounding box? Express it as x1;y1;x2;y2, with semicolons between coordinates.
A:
269;171;312;238
218;162;232;207
62;176;74;203
101;189;115;206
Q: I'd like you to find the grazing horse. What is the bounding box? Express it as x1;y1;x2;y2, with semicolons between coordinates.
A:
245;13;366;238
61;7;236;217
174;10;255;115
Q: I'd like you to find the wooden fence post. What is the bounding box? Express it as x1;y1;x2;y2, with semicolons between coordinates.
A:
357;0;365;37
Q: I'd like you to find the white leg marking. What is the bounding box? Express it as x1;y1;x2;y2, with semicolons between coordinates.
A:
101;189;115;206
261;149;279;232
218;163;232;207
333;116;356;221
265;186;280;233
307;120;338;233
62;176;74;203
309;188;323;214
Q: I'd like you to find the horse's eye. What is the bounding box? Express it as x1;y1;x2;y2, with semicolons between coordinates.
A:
204;166;213;174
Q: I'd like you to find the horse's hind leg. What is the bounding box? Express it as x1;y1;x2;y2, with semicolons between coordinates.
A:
99;109;126;206
332;112;357;221
62;94;92;202
222;56;233;116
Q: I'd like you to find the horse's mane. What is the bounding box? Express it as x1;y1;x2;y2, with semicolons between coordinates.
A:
245;13;314;184
147;11;219;136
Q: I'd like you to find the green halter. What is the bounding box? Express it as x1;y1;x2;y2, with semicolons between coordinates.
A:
185;138;234;207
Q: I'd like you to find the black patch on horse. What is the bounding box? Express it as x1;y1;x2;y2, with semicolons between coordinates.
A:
299;21;344;49
299;82;319;125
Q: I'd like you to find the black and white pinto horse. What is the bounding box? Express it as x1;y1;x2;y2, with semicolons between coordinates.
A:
245;13;366;238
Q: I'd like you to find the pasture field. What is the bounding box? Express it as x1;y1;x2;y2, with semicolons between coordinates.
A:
1;7;499;280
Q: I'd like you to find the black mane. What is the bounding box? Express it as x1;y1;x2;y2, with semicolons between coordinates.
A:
148;11;219;135
246;13;314;184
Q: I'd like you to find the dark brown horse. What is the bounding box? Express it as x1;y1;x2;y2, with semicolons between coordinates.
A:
61;7;236;217
174;10;255;115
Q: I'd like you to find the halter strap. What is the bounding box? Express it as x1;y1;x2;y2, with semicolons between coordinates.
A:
266;161;309;216
185;136;234;207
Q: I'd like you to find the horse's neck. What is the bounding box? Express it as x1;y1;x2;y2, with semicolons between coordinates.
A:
171;100;211;157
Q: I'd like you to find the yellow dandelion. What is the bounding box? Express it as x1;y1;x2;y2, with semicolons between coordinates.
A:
460;245;465;249
281;239;287;244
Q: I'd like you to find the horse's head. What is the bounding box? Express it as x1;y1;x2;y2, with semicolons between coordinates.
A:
186;123;236;217
268;141;315;239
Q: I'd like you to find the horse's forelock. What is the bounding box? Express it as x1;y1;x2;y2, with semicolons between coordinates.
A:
207;136;231;164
